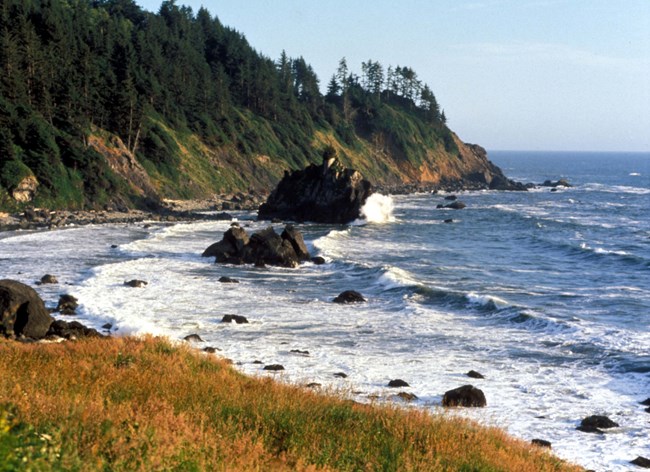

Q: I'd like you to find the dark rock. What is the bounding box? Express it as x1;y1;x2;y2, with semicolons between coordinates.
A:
101;323;113;330
640;398;650;406
281;225;311;260
444;201;466;210
541;178;572;188
221;314;249;324
550;188;558;192
124;279;147;288
40;274;58;284
290;349;310;355
202;226;250;259
576;415;619;433
531;439;552;449
444;219;454;223
204;225;310;268
333;290;366;304
252;360;264;364
0;280;53;339
307;382;322;388
46;319;101;339
466;370;485;379
311;256;326;265
645;407;650;414
631;456;650;468
183;334;203;342
56;294;78;315
264;364;285;371
247;226;300;268
488;174;530;191
436;204;444;209
110;244;118;249
442;385;487;407
444;195;457;201
258;151;373;224
203;347;217;353
334;372;348;378
388;379;410;388
214;212;233;220
218;276;239;284
393;392;418;402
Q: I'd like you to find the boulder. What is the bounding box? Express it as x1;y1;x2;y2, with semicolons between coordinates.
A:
531;439;552;449
221;314;249;324
183;334;203;343
311;256;326;265
258;150;373;224
442;385;487;407
333;290;366;304
444;201;466;210
47;319;101;339
388;379;410;388
393;392;418;402
281;225;310;260
576;415;619;433
218;276;239;284
247;226;299;268
40;274;58;285
541;178;572;188
466;370;485;379
263;364;285;371
203;225;310;268
640;398;650;406
334;372;348;378
0;280;53;339
125;280;147;288
631;456;650;468
56;294;78;315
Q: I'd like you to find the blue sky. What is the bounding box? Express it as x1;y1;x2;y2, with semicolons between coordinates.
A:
137;1;650;152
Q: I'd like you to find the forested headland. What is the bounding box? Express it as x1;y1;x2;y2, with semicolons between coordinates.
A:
0;0;507;211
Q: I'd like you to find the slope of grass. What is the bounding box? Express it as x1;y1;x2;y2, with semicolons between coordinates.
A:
0;336;582;471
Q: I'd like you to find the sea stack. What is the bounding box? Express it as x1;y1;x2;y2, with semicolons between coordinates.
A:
258;147;372;224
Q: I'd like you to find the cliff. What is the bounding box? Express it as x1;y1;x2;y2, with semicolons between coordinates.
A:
0;0;517;212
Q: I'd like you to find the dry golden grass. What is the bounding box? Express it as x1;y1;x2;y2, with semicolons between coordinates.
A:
0;336;583;471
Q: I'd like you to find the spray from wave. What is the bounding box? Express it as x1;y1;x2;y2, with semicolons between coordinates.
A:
361;194;395;223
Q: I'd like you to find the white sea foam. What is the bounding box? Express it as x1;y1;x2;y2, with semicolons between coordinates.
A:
629;172;641;176
465;292;509;309
360;193;395;223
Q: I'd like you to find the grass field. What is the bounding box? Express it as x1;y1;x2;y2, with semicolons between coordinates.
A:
0;336;582;471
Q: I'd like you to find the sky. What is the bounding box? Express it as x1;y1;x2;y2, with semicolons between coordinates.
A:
136;0;650;152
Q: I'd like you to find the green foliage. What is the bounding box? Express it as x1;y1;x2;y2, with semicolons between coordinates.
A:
0;160;32;191
0;0;464;211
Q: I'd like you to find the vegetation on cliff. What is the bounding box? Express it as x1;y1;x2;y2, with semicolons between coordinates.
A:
0;336;581;471
0;0;508;211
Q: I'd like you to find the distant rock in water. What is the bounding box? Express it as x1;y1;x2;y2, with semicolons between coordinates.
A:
541;178;572;188
258;148;372;224
333;290;366;304
442;384;487;407
202;224;310;268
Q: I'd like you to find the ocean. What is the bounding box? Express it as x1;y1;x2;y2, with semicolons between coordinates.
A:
1;151;648;470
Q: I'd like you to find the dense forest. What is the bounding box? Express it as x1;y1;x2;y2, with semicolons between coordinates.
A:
0;0;501;210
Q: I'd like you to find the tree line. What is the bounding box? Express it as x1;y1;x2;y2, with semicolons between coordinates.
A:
0;0;456;209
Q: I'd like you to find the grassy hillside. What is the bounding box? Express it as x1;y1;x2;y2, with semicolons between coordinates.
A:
0;0;507;212
0;336;582;471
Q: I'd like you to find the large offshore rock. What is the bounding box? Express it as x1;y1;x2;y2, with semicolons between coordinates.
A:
0;279;53;339
203;225;311;268
258;154;372;224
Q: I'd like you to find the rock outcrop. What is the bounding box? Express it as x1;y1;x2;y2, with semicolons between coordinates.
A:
442;384;487;407
258;151;372;224
202;224;311;268
0;280;53;339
